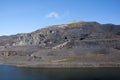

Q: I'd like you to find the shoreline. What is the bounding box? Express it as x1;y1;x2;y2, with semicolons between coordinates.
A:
1;62;120;68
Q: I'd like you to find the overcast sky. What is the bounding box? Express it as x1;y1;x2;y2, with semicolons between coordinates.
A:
0;0;120;35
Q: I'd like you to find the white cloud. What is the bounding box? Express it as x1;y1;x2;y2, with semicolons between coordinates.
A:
46;12;60;19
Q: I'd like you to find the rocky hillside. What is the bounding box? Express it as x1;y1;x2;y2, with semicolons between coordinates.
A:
0;21;120;67
0;21;120;49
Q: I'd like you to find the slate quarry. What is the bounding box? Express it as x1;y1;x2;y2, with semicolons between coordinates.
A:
0;21;120;67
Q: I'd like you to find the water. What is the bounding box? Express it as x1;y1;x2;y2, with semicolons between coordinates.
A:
0;65;120;80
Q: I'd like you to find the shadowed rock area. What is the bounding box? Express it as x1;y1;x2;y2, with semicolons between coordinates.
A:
0;21;120;67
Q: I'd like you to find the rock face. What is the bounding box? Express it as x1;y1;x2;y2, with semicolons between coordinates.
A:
1;21;119;49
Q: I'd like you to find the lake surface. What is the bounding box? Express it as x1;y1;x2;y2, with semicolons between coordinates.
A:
0;65;120;80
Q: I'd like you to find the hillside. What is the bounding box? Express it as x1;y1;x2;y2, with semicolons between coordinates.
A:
0;21;120;67
1;21;120;48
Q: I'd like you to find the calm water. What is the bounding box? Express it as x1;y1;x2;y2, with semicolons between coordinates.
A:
0;65;120;80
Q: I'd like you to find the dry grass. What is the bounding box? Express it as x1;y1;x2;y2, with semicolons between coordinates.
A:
48;54;108;63
60;21;86;29
95;54;106;57
67;21;84;26
48;57;80;62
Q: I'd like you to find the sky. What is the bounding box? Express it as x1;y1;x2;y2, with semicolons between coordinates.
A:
0;0;120;36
